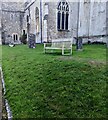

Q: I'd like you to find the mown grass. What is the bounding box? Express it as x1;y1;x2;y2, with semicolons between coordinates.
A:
2;44;107;118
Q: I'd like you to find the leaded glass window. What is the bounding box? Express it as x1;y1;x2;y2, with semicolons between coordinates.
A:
57;1;69;31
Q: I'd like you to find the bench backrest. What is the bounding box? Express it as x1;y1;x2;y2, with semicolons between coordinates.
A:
51;41;72;48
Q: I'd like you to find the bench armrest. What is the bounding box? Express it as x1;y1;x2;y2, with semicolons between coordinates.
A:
44;43;46;48
44;42;52;48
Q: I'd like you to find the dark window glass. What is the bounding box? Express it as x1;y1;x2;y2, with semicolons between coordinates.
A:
62;12;64;30
23;30;25;35
66;2;69;11
14;35;16;41
13;34;18;41
16;35;18;41
62;2;65;5
65;13;69;30
66;6;69;11
57;2;61;10
57;12;61;29
27;15;29;22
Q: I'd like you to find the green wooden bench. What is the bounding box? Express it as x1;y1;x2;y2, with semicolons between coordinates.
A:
44;40;72;55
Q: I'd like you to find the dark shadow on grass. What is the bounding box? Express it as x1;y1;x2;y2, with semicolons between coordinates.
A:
44;52;73;56
43;51;72;56
43;52;63;56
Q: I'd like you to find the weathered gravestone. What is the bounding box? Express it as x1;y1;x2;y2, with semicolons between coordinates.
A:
28;34;36;48
76;37;83;51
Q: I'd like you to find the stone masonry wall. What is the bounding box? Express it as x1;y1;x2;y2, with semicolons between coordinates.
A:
1;2;24;44
1;0;107;44
78;1;106;43
0;0;2;45
47;2;78;42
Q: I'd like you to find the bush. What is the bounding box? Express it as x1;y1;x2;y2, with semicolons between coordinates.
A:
20;34;27;44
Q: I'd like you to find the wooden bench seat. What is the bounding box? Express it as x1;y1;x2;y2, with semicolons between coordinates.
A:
44;40;72;55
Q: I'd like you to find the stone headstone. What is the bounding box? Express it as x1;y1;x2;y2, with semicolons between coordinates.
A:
76;37;83;51
28;34;36;48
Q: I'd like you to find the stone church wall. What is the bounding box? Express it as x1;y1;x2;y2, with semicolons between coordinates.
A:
78;1;106;43
0;1;2;45
47;2;79;43
0;0;107;44
24;0;41;43
1;2;24;44
19;0;108;44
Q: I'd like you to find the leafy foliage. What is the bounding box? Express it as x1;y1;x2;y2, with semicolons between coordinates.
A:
20;34;27;44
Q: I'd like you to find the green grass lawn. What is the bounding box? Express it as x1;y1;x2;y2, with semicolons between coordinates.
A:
2;44;107;118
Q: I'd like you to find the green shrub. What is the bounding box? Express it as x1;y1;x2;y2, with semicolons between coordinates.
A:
20;34;27;44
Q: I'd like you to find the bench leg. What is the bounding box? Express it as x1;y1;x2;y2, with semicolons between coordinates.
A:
62;48;64;55
44;49;46;53
70;48;72;55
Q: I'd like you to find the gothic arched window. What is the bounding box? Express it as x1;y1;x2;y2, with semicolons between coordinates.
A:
57;1;69;31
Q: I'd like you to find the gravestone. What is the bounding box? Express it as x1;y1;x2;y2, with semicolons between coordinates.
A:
28;34;36;48
76;37;83;51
